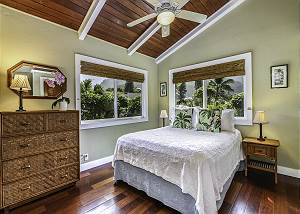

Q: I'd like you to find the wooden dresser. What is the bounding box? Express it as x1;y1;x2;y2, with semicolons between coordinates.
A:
0;110;80;209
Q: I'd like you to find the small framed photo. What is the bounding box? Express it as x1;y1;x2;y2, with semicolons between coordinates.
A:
160;82;167;97
271;64;288;88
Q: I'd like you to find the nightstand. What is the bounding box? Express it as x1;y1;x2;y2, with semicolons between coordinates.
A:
243;137;280;184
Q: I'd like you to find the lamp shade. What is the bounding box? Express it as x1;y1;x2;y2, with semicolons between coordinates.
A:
157;11;175;26
160;110;168;119
253;111;268;124
10;75;31;91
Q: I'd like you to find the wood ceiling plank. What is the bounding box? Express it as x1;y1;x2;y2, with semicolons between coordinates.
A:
0;0;82;30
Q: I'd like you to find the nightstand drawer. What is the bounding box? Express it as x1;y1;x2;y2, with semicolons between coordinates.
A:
247;144;275;158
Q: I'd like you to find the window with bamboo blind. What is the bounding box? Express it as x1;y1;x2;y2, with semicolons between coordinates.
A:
169;53;253;125
75;54;148;129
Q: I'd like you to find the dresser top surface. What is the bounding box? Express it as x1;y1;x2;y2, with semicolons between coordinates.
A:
0;110;79;115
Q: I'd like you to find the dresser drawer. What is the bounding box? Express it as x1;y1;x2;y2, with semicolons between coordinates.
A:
1;113;46;137
3;164;79;207
3;147;79;183
45;131;79;150
47;112;79;132
2;135;46;160
247;144;276;158
2;131;78;161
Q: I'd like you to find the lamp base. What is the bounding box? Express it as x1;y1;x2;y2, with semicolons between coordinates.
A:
257;137;265;141
16;109;26;112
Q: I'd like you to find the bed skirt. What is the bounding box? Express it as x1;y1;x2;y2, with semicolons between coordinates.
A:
114;160;244;214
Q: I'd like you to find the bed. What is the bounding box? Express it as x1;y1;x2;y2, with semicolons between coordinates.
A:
113;127;244;214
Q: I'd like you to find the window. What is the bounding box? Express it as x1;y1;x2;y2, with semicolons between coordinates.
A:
170;53;252;125
75;54;148;129
175;76;244;117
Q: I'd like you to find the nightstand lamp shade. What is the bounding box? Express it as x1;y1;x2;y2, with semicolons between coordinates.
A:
253;111;268;141
10;75;32;112
160;110;168;127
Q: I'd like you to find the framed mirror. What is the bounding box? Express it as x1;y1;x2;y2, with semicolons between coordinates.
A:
7;61;67;99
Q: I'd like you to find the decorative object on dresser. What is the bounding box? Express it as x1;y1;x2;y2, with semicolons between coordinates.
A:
10;75;32;112
160;82;167;97
243;137;280;184
253;111;269;141
270;64;288;88
160;110;168;127
0;110;80;211
48;72;70;111
7;61;67;99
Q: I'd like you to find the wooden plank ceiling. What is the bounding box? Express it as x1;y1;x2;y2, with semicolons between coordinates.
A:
0;0;230;58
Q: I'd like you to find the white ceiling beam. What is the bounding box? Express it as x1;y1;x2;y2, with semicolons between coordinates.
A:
78;0;107;40
127;21;161;56
155;0;247;64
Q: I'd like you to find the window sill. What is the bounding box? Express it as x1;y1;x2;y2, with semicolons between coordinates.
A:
234;117;253;126
80;116;149;130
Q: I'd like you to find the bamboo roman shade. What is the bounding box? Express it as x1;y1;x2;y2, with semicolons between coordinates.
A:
81;61;145;83
173;59;245;83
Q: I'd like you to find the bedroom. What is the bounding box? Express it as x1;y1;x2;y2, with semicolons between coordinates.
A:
0;0;299;213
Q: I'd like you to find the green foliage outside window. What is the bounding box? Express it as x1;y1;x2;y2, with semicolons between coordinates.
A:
80;79;142;121
176;77;244;117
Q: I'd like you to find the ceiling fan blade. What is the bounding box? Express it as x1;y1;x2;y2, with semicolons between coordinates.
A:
161;25;170;38
144;0;159;6
175;0;191;8
177;10;207;23
127;13;157;27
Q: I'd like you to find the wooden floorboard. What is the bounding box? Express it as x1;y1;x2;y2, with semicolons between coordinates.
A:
4;163;300;214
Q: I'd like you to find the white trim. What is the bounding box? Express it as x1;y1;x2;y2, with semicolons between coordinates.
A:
75;54;149;130
80;155;113;172
169;52;252;125
128;21;161;56
155;0;247;64
278;166;300;178
78;0;107;40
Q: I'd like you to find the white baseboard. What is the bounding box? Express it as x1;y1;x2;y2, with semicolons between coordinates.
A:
80;155;113;172
278;166;300;178
80;156;300;179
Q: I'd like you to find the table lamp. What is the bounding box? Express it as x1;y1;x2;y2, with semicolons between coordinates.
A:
10;74;32;112
253;111;268;141
160;110;168;127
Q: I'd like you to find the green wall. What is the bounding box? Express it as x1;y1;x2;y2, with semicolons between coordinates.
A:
158;0;300;169
0;6;159;163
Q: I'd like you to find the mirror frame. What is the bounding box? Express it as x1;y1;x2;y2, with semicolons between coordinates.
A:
7;61;67;99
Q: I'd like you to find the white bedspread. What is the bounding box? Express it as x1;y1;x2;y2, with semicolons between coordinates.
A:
113;127;243;214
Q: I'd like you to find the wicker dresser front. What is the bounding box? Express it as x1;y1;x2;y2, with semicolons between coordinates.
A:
0;110;80;208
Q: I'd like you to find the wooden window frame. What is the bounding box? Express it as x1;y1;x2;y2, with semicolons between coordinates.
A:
168;52;253;126
75;54;149;130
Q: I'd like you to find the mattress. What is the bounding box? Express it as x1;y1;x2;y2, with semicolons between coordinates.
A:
113;127;243;214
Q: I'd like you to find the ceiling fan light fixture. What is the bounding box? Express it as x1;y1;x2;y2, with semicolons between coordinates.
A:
157;11;175;25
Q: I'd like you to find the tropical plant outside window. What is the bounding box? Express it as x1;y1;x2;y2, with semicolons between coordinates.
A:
175;76;244;117
80;74;142;121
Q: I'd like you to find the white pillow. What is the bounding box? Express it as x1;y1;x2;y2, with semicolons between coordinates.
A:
221;109;235;132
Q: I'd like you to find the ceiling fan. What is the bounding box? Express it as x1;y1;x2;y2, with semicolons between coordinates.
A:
127;0;207;38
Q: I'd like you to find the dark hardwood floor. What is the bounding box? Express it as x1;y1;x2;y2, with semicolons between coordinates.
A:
6;163;300;214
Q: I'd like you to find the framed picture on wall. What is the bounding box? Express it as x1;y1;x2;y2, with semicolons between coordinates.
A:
271;64;288;88
160;82;167;97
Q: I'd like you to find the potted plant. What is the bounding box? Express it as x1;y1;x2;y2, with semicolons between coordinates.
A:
45;72;70;111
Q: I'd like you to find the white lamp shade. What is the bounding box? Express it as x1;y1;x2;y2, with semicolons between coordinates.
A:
10;75;32;91
253;111;268;124
160;110;168;119
157;11;175;26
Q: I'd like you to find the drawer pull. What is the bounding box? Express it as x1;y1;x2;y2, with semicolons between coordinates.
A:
59;119;67;123
59;156;68;160
61;174;68;179
20;122;30;126
21;164;31;170
20;186;31;191
60;139;67;142
19;143;31;148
